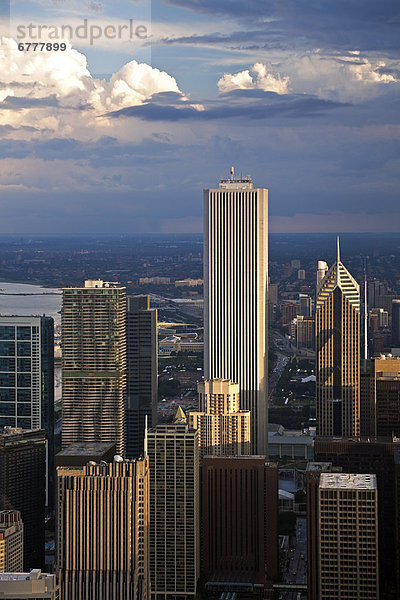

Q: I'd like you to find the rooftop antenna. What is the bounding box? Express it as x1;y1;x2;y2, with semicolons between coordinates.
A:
364;264;368;361
336;235;341;263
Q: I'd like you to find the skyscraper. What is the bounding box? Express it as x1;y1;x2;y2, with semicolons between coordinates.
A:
204;170;268;454
0;427;46;570
200;456;278;595
62;280;126;455
392;299;400;348
0;316;54;506
188;379;251;457
309;472;379;600
126;295;158;459
315;239;360;437
56;456;149;600
147;413;200;600
0;510;24;572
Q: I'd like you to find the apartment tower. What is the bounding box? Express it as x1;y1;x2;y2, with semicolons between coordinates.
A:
204;170;268;454
189;378;250;457
313;472;379;600
56;457;149;600
147;413;200;600
315;239;360;436
126;295;158;458
62;280;126;455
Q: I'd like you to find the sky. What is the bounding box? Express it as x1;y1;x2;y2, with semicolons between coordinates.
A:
0;0;399;233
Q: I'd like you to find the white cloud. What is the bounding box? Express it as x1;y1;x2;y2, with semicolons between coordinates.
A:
218;62;290;95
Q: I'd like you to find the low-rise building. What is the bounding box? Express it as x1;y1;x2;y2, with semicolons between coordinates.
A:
0;570;59;599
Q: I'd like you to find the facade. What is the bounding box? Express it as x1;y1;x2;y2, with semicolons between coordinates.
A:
0;316;54;506
315;240;360;437
204;172;268;454
0;511;23;572
360;356;400;437
62;280;126;455
126;295;158;458
147;418;200;600
315;437;400;599
289;316;314;349
299;294;312;317
317;473;378;600
56;457;149;600
0;428;46;571
316;261;328;292
200;456;278;594
392;299;400;348
0;570;59;599
188;379;251;458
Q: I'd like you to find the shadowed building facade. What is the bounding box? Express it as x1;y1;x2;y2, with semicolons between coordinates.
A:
0;427;46;571
315;240;360;437
62;280;126;455
126;295;158;459
0;510;24;572
189;379;251;458
147;416;200;600
56;458;149;600
200;456;278;596
204;172;268;454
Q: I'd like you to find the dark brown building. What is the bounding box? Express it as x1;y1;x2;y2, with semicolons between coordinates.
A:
200;456;278;596
55;442;116;467
315;437;400;600
0;427;46;570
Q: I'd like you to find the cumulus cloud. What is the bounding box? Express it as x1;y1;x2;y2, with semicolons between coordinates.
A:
0;37;182;113
218;63;290;95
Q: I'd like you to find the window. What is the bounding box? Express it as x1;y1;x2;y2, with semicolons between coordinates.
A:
17;327;31;340
0;326;15;340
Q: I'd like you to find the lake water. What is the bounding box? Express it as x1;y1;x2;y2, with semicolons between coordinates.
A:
0;281;62;323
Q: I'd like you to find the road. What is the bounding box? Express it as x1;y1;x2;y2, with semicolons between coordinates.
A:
269;351;290;403
280;517;307;600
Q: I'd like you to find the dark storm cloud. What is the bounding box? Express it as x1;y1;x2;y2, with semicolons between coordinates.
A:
0;95;60;109
161;0;400;52
108;91;348;122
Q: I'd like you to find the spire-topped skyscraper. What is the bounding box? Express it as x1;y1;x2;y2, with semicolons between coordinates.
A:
204;170;268;454
315;238;360;437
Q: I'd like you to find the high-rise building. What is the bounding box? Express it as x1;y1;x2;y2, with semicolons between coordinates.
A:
0;316;54;507
188;379;251;458
204;171;268;454
315;239;360;437
147;414;200;600
56;455;149;600
297;269;306;280
299;294;312;317
316;261;328;293
289;315;314;350
0;569;59;599
200;456;278;596
62;280;126;455
55;441;116;467
0;427;46;570
126;295;158;459
0;510;23;572
392;299;400;348
315;437;400;599
310;472;379;600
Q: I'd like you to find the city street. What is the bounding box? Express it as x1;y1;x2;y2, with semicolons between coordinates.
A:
281;517;307;600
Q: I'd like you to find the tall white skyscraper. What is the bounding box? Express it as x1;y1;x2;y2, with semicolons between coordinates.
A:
204;169;268;454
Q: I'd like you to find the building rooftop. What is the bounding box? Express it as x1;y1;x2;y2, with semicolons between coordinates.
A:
56;442;116;457
320;473;377;490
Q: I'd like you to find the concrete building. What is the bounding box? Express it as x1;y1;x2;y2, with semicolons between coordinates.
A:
297;269;306;280
55;442;116;467
289;316;314;350
0;428;46;571
314;473;379;600
316;261;328;293
0;511;23;572
0;317;54;507
200;456;278;596
126;295;158;459
360;356;400;438
315;239;360;437
204;170;268;454
174;279;203;288
0;570;59;599
62;280;126;455
188;379;251;458
315;437;400;599
147;415;200;600
299;294;312;317
56;457;149;600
